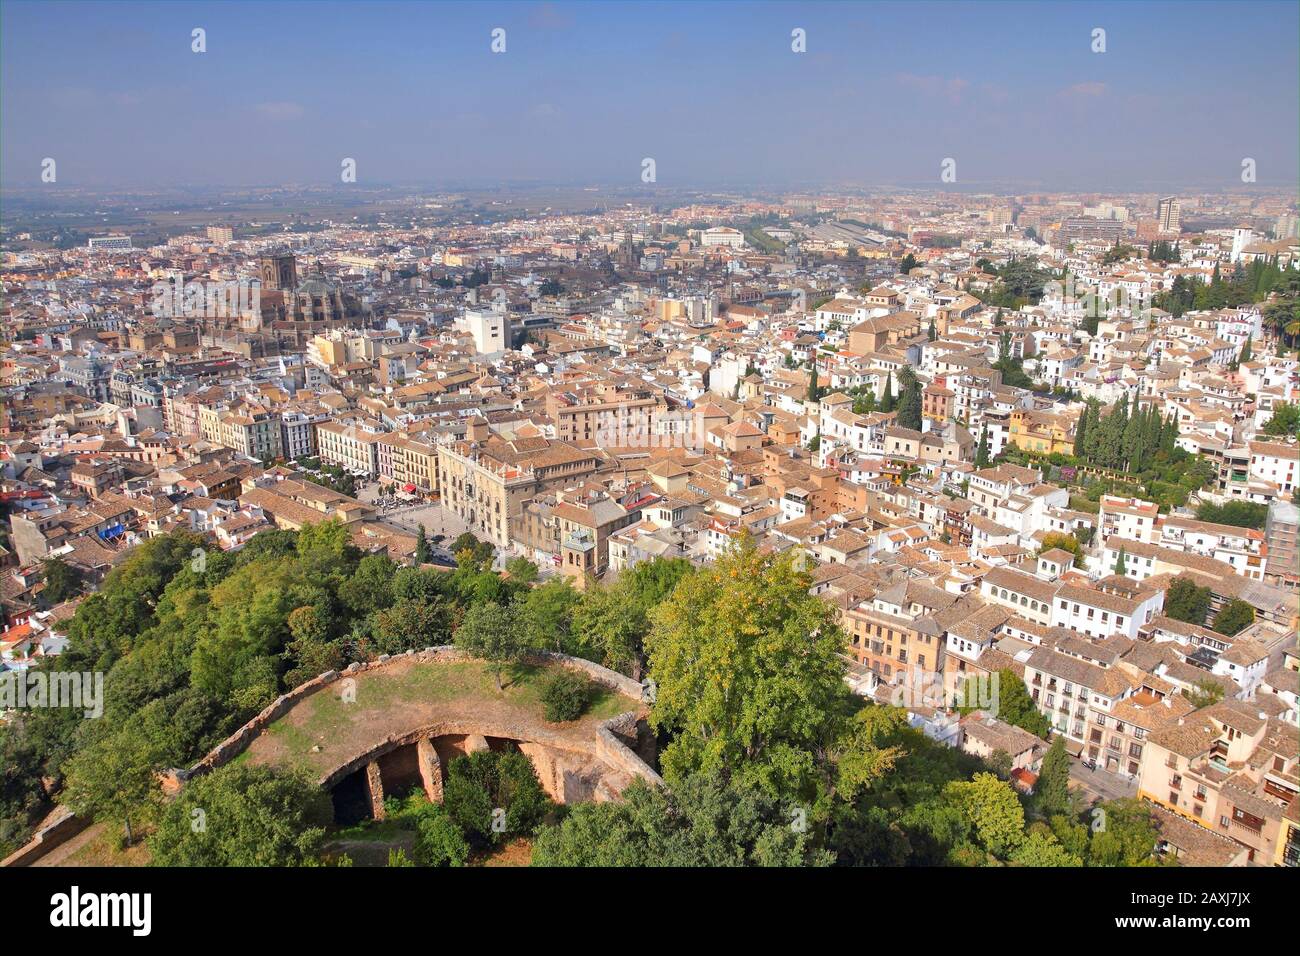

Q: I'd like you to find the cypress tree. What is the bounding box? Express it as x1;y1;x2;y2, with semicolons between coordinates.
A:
1122;408;1144;472
1161;411;1178;454
1037;737;1072;816
897;369;923;432
1082;400;1103;463
1142;405;1161;463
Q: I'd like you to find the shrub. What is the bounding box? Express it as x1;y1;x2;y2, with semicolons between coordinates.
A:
443;749;552;846
540;669;591;722
412;802;470;867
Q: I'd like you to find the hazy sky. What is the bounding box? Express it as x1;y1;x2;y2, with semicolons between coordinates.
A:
2;0;1297;191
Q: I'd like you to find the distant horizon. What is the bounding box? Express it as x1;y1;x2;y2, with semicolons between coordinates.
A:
3;178;1297;199
3;0;1298;193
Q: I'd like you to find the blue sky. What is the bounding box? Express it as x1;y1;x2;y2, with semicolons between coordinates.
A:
2;0;1297;190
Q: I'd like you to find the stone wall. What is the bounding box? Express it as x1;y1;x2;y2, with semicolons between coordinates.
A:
0;808;91;868
173;647;662;795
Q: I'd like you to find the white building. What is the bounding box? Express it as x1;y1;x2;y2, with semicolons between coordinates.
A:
699;226;745;249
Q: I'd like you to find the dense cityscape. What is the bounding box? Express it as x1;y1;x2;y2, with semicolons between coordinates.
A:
0;2;1296;908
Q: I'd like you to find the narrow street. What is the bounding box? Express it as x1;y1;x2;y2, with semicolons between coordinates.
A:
1069;757;1138;805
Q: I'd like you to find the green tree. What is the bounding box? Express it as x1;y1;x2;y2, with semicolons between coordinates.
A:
531;775;834;867
944;772;1025;859
540;669;591;722
1082;400;1103;462
453;600;530;690
1164;577;1211;626
1186;678;1226;709
1087;798;1162;866
40;557;83;604
1211;599;1255;637
1262;402;1299;437
148;764;331;866
517;577;582;653
1072;405;1089;457
1038;532;1084;569
0;722;48;856
880;371;895;412
896;367;923;432
412;800;470;866
569;558;691;678
58;690;219;845
369;597;453;655
505;556;539;585
414;525;430;564
988;669;1051;738
986;749;1014;780
1113;547;1128;576
852;389;876;415
1195;500;1268;529
450;532;495;567
338;554;396;616
645;536;849;803
1036;737;1072;816
993;332;1035;389
443;749;552;846
1012;829;1082;866
283;605;346;687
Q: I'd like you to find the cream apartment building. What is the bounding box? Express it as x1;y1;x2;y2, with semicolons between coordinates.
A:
317;420;382;477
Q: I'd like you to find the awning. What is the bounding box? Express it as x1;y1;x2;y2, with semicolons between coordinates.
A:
402;484;417;494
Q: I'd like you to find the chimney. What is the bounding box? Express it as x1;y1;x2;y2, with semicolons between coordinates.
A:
1177;718;1185;726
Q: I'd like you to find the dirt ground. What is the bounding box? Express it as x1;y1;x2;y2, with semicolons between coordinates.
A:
242;657;637;781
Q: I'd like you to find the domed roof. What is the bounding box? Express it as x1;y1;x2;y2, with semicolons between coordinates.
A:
295;276;336;296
